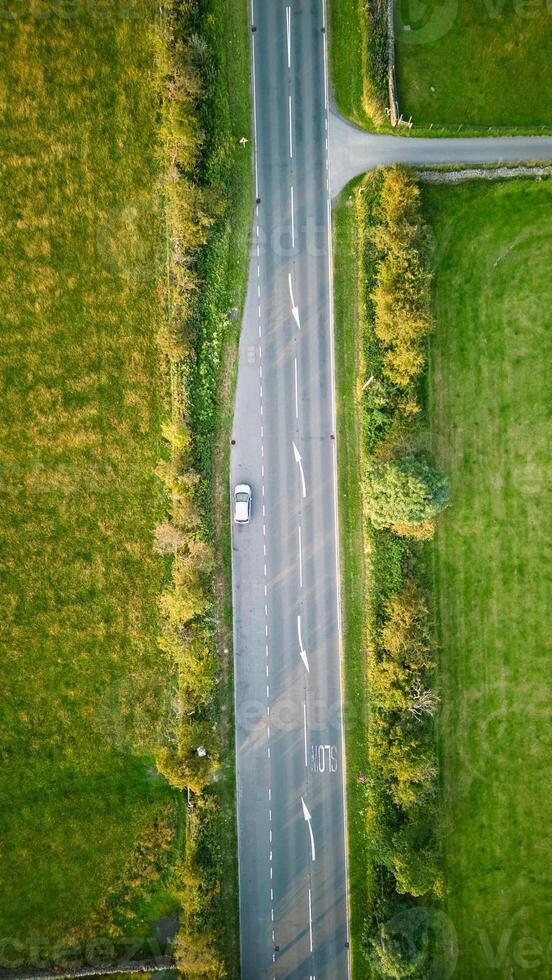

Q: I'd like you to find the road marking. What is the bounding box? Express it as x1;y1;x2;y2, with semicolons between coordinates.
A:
323;0;353;963
301;798;316;861
288;273;301;328
308;887;314;951
292;440;307;497
298;524;303;587
251;4;259;198
290;184;295;248
288;95;293;159
294;357;299;419
303;702;308;767
286;5;291;68
321;0;328;110
297;614;310;672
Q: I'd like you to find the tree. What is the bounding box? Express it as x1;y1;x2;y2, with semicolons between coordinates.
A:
384;736;437;809
391;822;444;898
381;581;430;666
156;716;219;793
364;456;448;531
364;917;429;978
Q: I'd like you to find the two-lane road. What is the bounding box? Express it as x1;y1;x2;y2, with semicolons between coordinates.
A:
231;1;349;977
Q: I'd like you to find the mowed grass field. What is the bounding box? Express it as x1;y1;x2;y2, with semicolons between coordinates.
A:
0;2;180;959
425;179;552;976
395;0;552;129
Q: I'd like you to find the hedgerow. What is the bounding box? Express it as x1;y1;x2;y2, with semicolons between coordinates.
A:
353;167;447;974
152;0;250;972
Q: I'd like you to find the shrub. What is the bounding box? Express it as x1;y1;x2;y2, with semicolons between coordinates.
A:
371;167;432;392
173;929;226;977
365;918;430;978
365;456;449;531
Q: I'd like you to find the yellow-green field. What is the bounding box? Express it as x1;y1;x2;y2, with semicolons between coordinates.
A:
0;2;180;960
426;178;552;976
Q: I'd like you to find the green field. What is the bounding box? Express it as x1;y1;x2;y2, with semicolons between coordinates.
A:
425;178;552;976
395;0;552;129
0;3;180;959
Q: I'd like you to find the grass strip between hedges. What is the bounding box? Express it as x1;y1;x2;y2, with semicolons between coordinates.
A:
333;179;374;980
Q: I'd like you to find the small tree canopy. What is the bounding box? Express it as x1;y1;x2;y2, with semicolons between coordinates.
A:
365;456;449;530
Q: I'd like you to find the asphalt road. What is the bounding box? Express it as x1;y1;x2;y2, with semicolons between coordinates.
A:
329;111;552;196
230;6;552;978
230;1;349;977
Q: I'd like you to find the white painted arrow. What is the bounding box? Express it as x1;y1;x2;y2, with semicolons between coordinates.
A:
301;797;316;861
292;440;306;497
297;615;310;672
288;273;301;328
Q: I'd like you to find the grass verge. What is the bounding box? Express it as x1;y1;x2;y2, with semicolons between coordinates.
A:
198;0;253;972
424;176;552;977
333;181;372;979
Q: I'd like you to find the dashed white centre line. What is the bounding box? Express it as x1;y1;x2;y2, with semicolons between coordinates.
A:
303;702;308;767
298;524;303;587
290;184;295;248
294;356;299;419
308;887;313;952
286;5;291;68
288;95;293;159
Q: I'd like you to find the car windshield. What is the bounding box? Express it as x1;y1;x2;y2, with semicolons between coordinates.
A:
236;492;249;502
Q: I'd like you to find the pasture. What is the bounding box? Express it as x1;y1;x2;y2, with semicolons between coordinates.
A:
426;177;552;976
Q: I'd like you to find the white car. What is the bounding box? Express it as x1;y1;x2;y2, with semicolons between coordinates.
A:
234;483;252;524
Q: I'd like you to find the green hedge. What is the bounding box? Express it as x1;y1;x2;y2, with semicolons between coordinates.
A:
349;170;446;977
